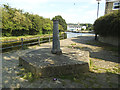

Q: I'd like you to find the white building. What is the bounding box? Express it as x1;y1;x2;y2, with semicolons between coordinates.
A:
67;23;82;32
81;26;86;30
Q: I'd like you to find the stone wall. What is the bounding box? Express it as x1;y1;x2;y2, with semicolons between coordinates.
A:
98;36;119;46
105;1;118;14
105;2;113;14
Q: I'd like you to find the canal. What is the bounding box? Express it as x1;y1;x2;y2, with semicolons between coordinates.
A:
65;32;95;38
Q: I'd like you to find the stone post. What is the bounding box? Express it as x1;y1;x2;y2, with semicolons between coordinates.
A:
51;20;62;55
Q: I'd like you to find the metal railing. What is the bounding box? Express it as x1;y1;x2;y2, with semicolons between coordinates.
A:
1;34;65;50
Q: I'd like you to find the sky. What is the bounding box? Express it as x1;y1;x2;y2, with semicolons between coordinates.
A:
0;0;106;24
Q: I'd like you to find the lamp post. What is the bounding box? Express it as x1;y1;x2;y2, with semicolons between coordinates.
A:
97;0;101;18
95;0;101;40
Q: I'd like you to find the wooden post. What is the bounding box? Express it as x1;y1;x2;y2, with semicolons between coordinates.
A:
95;33;98;40
21;38;23;49
63;32;64;39
49;30;50;43
38;37;40;46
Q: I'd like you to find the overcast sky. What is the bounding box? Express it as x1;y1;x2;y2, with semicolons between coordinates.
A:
0;0;106;24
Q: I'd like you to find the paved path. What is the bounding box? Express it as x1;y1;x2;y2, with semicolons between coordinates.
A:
2;36;119;88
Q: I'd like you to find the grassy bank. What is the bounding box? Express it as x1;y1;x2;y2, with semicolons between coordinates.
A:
1;32;65;52
1;34;53;42
1;31;65;42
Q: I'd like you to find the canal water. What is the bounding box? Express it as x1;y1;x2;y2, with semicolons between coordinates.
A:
65;32;95;38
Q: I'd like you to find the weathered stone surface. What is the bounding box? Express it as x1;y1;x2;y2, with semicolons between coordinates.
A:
19;47;89;77
51;20;62;55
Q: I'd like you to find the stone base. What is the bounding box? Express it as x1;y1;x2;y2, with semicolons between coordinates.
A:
19;47;89;77
51;49;62;55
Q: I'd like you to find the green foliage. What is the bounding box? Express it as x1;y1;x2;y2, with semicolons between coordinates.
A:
28;14;43;35
81;23;93;30
81;28;85;31
2;4;32;36
17;67;36;82
93;11;120;37
71;43;76;46
2;4;66;36
59;24;64;31
42;18;53;34
89;59;93;67
52;15;67;31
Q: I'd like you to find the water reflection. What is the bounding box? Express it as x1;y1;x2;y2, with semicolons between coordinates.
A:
65;32;95;38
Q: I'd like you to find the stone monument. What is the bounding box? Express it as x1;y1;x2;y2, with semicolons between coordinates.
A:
51;20;62;55
19;20;90;78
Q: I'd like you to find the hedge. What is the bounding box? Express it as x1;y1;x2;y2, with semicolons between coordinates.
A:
93;10;120;38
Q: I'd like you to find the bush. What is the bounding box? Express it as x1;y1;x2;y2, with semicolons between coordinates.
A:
93;10;120;37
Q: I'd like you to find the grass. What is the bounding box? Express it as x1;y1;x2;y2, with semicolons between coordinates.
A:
17;67;37;82
89;58;119;74
67;44;93;52
68;45;84;50
1;33;65;53
55;72;99;88
56;73;93;83
1;32;65;42
57;74;74;81
1;34;50;48
71;43;76;46
1;34;53;42
89;59;93;67
114;64;119;68
90;64;120;74
62;41;119;87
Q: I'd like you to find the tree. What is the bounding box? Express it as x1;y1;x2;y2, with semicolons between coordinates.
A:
28;14;44;35
59;24;63;31
12;11;32;35
93;11;120;37
2;4;32;36
2;5;14;36
2;4;66;36
42;18;53;34
52;15;67;31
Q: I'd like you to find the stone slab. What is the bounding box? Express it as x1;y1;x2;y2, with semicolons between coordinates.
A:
19;47;89;77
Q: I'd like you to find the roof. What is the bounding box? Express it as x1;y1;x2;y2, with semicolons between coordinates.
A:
106;0;120;2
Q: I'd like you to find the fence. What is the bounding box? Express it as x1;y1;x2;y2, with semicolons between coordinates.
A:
1;34;65;50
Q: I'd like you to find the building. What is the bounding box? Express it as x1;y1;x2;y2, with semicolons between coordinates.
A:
67;23;82;32
105;0;120;14
81;26;86;30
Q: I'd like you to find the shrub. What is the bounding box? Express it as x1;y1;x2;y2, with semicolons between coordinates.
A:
93;10;120;38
